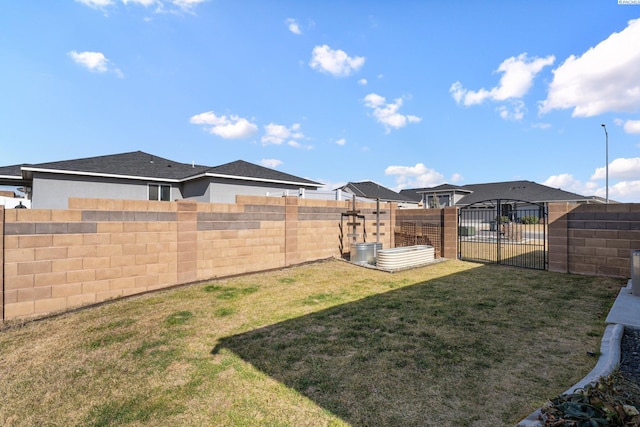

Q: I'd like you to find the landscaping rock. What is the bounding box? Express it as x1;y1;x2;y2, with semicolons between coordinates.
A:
620;327;640;385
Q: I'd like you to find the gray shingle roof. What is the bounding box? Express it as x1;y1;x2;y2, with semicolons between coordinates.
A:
14;151;322;187
0;164;28;178
337;181;415;203
399;184;471;202
401;180;597;205
22;151;210;181
457;181;593;205
0;164;32;187
204;160;322;186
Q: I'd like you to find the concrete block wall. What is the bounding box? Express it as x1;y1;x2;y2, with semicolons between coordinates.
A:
337;200;396;255
548;203;576;274
2;198;180;320
7;195;636;322
289;197;347;265
195;196;288;280
549;203;640;278
1;196;392;321
282;196;394;265
394;208;443;225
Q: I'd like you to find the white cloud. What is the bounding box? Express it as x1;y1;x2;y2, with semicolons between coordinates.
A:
543;173;574;189
611;158;640;181
260;159;282;169
384;163;445;190
623;119;640;134
608;180;640;202
498;100;526;121
172;0;207;10
261;122;310;149
291;141;313;149
75;0;114;9
531;122;552;130
451;53;554;110
450;173;464;183
190;111;258;139
540;19;640;117
545;170;640;202
322;179;347;192
286;18;301;35
358;78;368;86
493;54;555;100
77;0;206;13
335;138;346;146
364;93;421;133
68;51;109;72
68;50;123;77
309;45;365;78
543;174;594;195
122;0;157;6
592;157;640;180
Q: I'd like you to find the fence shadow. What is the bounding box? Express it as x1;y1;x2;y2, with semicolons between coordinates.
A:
210;265;605;426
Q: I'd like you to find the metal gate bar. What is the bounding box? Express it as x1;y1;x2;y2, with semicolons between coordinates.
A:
458;199;547;270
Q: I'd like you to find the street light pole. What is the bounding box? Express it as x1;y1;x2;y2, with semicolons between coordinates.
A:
601;124;609;204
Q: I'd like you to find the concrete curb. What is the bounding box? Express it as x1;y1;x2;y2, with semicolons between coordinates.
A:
514;323;624;426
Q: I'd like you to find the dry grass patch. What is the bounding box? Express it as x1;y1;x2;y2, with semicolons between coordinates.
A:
459;240;547;268
0;259;623;427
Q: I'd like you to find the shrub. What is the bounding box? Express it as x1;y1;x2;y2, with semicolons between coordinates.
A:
521;215;539;225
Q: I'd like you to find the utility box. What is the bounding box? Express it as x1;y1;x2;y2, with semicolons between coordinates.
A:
631;250;640;296
458;226;476;237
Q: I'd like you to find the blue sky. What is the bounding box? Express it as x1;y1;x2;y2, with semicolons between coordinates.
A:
2;1;640;201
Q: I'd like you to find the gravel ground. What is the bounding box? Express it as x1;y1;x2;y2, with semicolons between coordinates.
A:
620;327;640;385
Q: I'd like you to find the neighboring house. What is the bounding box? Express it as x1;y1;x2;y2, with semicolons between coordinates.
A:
0;165;31;208
336;181;418;206
400;180;605;210
0;189;31;209
0;151;323;209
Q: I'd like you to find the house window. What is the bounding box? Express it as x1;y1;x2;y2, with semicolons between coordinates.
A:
149;184;171;201
427;194;450;208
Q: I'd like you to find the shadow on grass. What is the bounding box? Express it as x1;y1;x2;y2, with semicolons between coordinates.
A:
211;265;614;426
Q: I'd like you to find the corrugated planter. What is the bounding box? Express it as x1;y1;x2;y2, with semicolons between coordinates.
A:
376;245;435;270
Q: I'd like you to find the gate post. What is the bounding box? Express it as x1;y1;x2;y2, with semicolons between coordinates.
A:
442;206;458;259
548;203;577;273
1;206;4;322
497;199;502;264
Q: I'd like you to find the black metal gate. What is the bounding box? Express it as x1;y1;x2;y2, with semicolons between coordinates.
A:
458;199;548;270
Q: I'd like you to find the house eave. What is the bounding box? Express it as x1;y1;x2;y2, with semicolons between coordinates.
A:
417;189;473;195
196;172;323;188
21;167;181;183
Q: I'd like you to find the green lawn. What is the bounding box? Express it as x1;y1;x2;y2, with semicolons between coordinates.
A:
0;259;623;426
